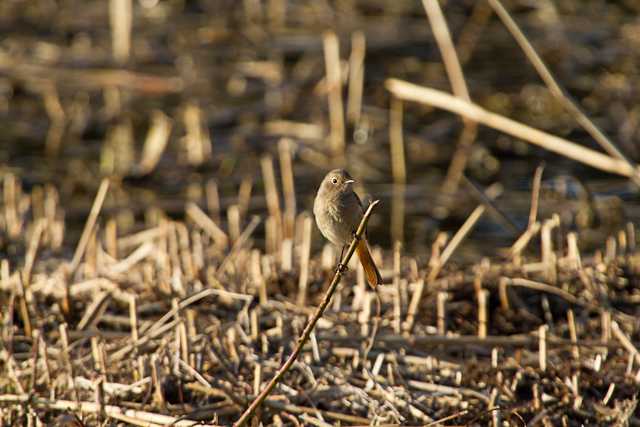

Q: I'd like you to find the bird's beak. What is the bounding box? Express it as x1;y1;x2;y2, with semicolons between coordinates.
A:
345;179;355;184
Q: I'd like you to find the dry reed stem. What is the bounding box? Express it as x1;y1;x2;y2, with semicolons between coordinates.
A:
69;179;110;274
434;204;485;276
487;0;640;186
567;309;580;361
423;0;478;197
278;138;296;239
385;79;637;177
422;0;470;101
186;202;229;249
347;31;366;125
405;212;484;332
233;200;380;427
260;155;282;249
22;218;45;288
137;110;172;175
323;31;345;159
0;394;219;426
477;289;488;339
183;103;212;166
611;321;640;365
227;204;241;242
264;120;324;140
0;58;183;93
206;179;221;224
296;214;312;307
528;164;545;228
539;325;547;372
391;185;406;245
109;0;131;64
389;97;406;185
215;216;261;277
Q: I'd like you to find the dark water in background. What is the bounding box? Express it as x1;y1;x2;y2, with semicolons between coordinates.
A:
2;0;640;263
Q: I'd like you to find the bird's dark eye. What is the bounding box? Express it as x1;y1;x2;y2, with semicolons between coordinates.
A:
331;177;338;184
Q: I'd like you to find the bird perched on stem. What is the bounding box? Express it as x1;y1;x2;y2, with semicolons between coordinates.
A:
313;169;382;288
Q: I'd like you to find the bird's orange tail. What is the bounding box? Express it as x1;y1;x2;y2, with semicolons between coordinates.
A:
356;240;382;288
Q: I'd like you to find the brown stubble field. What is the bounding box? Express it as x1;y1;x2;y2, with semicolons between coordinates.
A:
1;1;640;426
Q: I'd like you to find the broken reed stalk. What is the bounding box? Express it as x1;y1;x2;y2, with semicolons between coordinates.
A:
405;204;485;331
260;155;282;247
385;79;637;178
233;200;380;427
486;0;640;186
137;110;172;176
205;179;221;224
69;178;110;274
278;138;296;239
296;214;312;306
186;202;229;249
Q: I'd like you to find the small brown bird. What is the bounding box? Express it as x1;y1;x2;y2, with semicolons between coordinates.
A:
313;169;382;288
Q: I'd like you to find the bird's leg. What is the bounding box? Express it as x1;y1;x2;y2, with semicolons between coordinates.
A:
337;245;348;273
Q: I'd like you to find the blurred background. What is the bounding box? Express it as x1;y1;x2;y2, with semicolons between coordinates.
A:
2;0;640;262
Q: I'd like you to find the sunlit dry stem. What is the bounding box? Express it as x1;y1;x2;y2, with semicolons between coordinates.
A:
386;79;637;178
323;31;345;159
70;179;110;274
110;0;131;64
233;200;380;427
567;309;579;361
528;164;544;228
347;31;366;125
389;97;406;185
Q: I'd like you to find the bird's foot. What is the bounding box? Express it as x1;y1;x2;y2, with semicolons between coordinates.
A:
337;263;349;273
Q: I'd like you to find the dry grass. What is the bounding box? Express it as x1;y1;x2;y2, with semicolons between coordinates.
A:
1;172;639;426
2;1;640;426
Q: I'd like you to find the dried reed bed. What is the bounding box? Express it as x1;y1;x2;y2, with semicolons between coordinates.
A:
2;0;640;426
1;171;639;426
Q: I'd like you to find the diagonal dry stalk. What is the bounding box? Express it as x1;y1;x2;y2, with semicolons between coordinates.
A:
422;0;478;198
233;200;380;427
385;79;637;178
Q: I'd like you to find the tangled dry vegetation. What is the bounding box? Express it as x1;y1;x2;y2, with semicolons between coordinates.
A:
2;0;640;426
1;169;640;427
